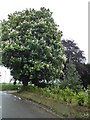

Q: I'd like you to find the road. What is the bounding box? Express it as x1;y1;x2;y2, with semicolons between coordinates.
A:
0;91;58;118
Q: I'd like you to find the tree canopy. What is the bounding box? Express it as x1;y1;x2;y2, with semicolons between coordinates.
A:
1;7;66;87
61;39;86;64
61;39;90;88
62;62;83;92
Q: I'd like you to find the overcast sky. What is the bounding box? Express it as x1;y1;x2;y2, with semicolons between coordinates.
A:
0;0;89;83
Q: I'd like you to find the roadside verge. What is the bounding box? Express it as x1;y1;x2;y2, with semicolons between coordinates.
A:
12;91;89;118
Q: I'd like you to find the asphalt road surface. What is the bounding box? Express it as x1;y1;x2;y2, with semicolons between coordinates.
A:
0;91;58;118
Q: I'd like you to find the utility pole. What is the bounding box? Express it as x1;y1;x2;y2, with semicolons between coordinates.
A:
4;70;6;83
0;72;1;83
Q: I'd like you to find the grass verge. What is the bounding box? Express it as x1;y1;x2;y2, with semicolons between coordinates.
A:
0;83;22;91
12;91;89;118
1;84;89;118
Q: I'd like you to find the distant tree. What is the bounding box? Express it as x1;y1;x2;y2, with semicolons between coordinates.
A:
61;39;86;64
85;63;90;73
75;62;90;88
0;21;2;65
1;7;66;87
60;62;83;92
62;39;90;88
84;63;90;87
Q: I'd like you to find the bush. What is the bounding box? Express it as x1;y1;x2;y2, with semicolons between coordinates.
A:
64;87;74;103
76;91;87;106
23;85;88;107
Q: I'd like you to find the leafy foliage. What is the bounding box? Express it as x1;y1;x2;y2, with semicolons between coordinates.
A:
85;63;90;74
61;39;90;88
60;62;83;92
61;39;86;64
0;21;2;65
25;85;88;107
75;62;90;88
76;91;87;106
1;7;65;86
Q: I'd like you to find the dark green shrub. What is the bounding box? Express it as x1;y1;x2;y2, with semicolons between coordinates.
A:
61;62;83;93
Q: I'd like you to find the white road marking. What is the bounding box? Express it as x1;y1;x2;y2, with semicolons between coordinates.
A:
18;97;21;100
14;96;17;98
0;106;2;109
13;95;21;100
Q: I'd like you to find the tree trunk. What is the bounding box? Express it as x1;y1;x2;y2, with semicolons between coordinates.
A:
22;80;28;86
